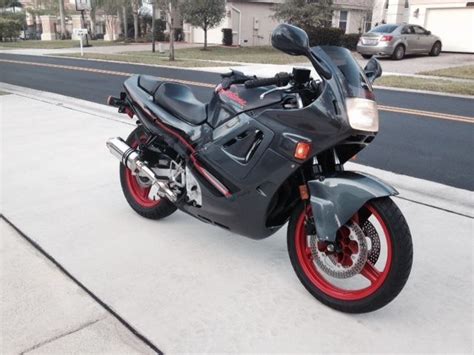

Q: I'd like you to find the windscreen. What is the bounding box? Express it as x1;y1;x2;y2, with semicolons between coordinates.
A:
369;24;398;33
312;46;374;99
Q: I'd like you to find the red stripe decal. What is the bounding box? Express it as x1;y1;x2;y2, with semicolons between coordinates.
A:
128;88;232;198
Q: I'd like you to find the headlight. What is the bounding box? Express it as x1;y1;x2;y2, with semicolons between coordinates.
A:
346;98;379;132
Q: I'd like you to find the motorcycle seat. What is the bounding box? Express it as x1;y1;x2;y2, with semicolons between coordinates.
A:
154;82;207;125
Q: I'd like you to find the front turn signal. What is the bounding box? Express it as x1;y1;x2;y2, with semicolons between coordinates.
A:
294;142;311;160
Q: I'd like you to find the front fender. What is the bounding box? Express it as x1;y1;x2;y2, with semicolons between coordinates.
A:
307;171;398;242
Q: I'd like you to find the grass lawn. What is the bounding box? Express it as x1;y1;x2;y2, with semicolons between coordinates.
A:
170;46;310;64
419;65;474;80
56;52;238;68
377;75;474;96
0;39;126;49
57;46;309;67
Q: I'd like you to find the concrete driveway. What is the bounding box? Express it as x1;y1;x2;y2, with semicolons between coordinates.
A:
355;52;474;74
1;88;473;353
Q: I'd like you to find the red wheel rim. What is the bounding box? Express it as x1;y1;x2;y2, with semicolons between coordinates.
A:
124;137;161;208
295;204;392;301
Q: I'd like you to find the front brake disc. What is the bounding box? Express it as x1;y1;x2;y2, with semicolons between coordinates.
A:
310;222;368;279
362;220;381;265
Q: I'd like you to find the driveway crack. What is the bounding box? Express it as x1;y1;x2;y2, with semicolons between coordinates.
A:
20;317;105;354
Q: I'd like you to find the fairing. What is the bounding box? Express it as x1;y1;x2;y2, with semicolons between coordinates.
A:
122;45;386;240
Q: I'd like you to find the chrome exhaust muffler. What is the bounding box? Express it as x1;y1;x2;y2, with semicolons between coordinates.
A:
106;137;177;202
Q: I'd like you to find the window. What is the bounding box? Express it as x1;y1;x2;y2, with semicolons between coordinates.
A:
365;11;372;32
413;25;427;34
385;0;389;9
339;10;348;33
404;0;409;8
369;24;398;33
401;26;413;34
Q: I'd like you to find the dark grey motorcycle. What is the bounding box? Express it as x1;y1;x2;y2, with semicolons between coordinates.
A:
106;24;413;313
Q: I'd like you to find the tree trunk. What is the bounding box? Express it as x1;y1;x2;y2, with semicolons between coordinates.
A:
168;2;175;61
90;7;96;39
122;6;128;39
204;27;207;50
58;0;66;39
151;1;155;52
132;0;139;42
133;13;138;41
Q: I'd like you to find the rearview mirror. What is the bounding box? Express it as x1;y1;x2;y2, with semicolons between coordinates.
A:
271;24;309;56
364;57;382;84
426;31;431;35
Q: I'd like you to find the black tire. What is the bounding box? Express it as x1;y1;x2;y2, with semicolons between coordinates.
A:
391;44;405;60
429;41;441;56
119;126;177;220
361;54;372;59
287;197;413;313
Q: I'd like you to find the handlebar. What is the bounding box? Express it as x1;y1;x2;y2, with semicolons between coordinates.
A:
244;72;292;89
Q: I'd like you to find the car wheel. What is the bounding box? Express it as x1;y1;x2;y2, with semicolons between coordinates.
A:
429;42;441;56
391;45;405;60
361;54;372;59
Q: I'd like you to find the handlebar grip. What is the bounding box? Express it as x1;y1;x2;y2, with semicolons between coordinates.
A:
244;72;291;89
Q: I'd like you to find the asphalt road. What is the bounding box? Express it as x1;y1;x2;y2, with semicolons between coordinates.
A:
1;53;473;190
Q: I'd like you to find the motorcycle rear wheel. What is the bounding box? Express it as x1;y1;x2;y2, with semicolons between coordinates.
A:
119;126;177;220
287;197;413;313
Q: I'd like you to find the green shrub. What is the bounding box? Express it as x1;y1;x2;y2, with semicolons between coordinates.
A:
145;19;167;42
306;27;344;47
0;17;23;41
222;28;232;46
305;27;361;51
341;33;361;51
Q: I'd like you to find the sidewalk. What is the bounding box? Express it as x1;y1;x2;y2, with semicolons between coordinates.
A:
1;86;473;353
0;41;200;56
0;220;155;354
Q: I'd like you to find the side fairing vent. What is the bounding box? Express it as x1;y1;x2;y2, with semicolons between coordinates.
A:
222;129;264;164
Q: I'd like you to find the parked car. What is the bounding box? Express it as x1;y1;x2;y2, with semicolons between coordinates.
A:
357;24;442;60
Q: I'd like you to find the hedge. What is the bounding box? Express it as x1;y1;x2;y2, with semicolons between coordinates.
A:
0;18;22;41
222;28;232;46
341;33;361;51
307;27;344;46
306;27;361;50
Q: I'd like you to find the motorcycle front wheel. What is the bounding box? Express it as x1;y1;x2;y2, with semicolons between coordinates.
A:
288;197;413;313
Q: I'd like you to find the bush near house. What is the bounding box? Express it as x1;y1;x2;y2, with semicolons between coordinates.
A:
0;17;23;41
306;27;360;50
307;27;344;46
222;28;232;46
341;33;361;51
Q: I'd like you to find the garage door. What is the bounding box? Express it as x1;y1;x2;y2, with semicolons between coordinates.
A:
425;7;474;53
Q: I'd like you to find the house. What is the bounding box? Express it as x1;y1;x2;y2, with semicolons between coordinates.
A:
184;0;374;46
332;0;375;33
372;0;474;52
183;0;283;46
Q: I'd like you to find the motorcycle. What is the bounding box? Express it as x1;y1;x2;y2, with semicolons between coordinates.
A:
106;24;413;313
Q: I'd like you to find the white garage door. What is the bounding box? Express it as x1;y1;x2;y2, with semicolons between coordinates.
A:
425;7;474;53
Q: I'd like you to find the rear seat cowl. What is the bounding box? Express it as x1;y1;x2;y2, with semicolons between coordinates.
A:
138;75;163;95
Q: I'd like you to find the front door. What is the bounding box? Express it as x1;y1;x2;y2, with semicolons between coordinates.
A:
412;25;431;52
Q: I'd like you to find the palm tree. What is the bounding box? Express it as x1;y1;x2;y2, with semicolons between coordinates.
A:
131;0;141;41
58;0;66;39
